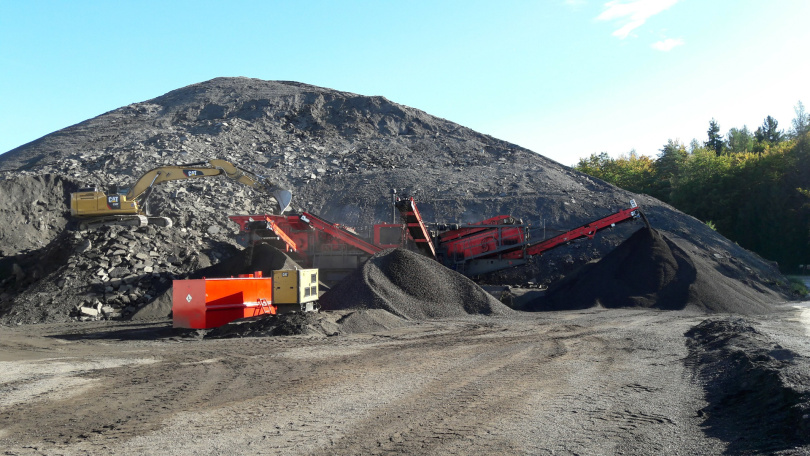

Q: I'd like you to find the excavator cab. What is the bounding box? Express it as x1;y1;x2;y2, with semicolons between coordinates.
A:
112;185;130;197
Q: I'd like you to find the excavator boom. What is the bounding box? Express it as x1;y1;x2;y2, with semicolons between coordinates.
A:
126;159;291;213
71;158;291;230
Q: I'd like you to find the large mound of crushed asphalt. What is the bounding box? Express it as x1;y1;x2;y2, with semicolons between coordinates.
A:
205;312;328;338
685;318;810;453
0;78;794;326
319;248;513;320
527;227;779;314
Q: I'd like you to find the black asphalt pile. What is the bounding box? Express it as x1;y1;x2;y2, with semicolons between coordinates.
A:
189;243;301;279
203;308;411;338
204;312;327;338
319;248;513;320
0;77;793;324
528;227;694;311
685;318;810;453
527;227;779;314
245;243;302;276
0;174;78;257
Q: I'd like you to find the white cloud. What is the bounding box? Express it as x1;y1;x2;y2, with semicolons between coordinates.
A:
651;37;684;51
597;0;678;39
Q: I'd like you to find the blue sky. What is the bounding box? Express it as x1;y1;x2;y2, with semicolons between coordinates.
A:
1;0;809;166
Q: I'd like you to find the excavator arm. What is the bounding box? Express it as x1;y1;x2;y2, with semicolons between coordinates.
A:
71;158;292;230
126;159;292;214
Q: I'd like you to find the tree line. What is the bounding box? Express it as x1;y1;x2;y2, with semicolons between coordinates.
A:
574;102;810;272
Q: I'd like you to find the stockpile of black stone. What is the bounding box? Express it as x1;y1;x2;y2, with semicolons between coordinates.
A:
188;243;301;279
527;227;779;314
319;248;512;320
203;308;411;339
528;227;694;311
685;318;810;453
204;312;326;338
0;77;793;324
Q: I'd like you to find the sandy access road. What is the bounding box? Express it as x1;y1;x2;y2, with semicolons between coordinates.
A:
0;308;808;455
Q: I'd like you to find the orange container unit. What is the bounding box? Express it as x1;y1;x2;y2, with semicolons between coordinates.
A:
172;276;276;329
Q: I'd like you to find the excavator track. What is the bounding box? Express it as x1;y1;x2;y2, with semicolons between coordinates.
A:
146;216;173;228
77;215;149;231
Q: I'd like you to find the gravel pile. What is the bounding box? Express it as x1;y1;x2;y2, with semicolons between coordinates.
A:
685;318;810;453
0;77;794;324
333;308;410;333
203;308;409;338
204;312;328;338
527;227;781;314
190;243;302;279
0;224;241;324
319;248;513;320
245;243;302;276
0;174;78;257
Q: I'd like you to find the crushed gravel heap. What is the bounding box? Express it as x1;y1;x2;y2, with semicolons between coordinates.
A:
0;77;793;324
319;248;513;320
685;318;810;453
205;312;327;338
528;227;780;314
244;243;302;276
204;308;409;338
333;308;410;333
190;243;301;279
0;174;78;257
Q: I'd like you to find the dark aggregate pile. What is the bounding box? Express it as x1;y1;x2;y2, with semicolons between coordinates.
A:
204;308;409;338
333;308;410;333
0;77;794;324
319;248;513;320
527;227;781;314
685;318;810;453
190;242;302;279
205;312;328;338
243;243;302;276
0;174;79;257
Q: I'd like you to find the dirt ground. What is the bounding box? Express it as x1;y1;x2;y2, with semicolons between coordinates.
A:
2;305;809;455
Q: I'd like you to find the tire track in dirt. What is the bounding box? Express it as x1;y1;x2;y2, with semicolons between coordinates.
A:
0;312;730;454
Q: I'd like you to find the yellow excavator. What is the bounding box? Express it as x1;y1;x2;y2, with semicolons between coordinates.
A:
70;159;292;230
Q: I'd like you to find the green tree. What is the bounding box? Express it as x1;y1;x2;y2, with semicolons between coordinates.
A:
574;118;810;272
705;118;725;155
574;151;656;196
654;139;688;200
575;152;616;182
755;116;782;147
727;126;754;153
791;101;809;137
